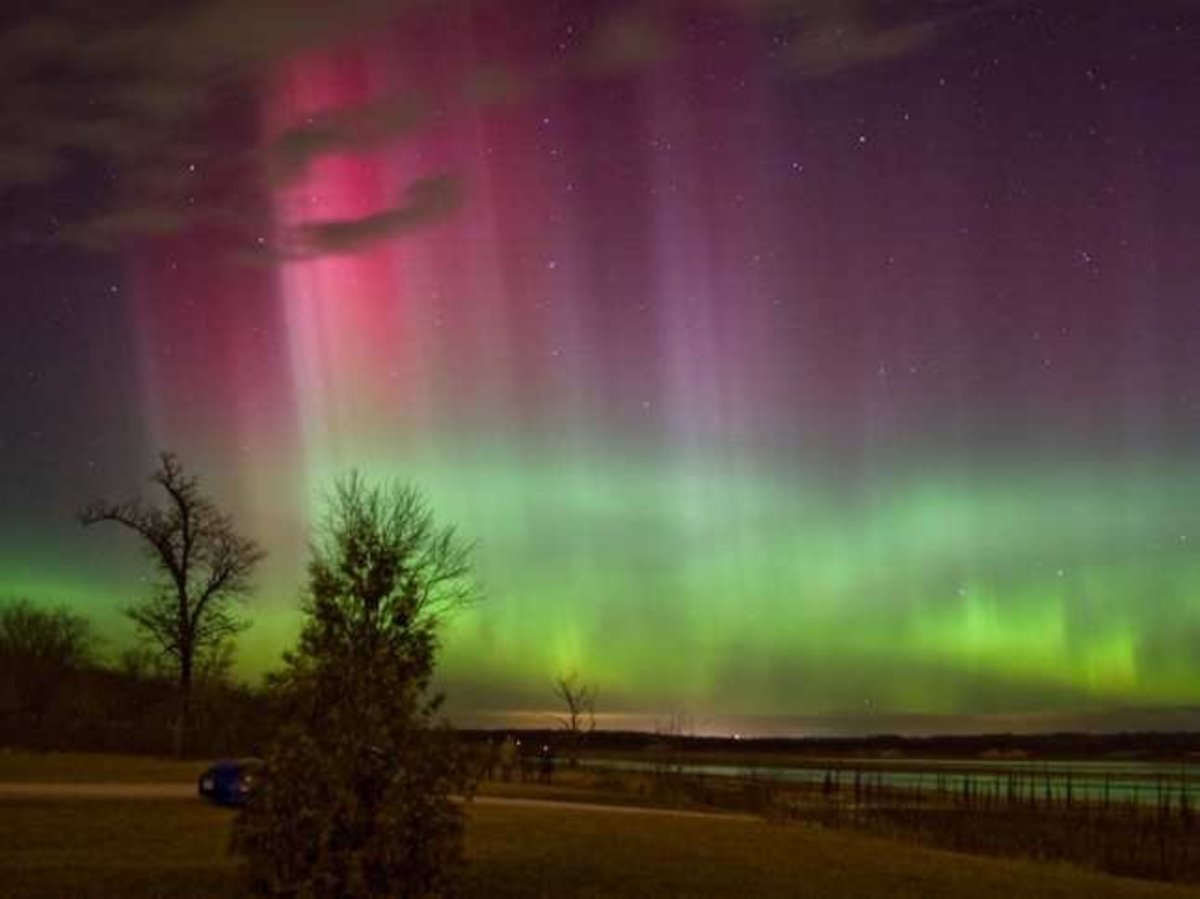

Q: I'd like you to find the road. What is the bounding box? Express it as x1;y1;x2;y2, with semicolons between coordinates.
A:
0;781;755;821
0;782;195;800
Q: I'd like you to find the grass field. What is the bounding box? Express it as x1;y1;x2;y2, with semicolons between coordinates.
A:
3;796;1200;897
0;749;203;784
4;751;1200;897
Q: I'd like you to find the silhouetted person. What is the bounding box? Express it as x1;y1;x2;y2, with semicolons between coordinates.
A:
498;735;518;782
482;737;499;781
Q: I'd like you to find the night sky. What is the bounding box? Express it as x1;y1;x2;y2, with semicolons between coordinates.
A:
3;1;1200;735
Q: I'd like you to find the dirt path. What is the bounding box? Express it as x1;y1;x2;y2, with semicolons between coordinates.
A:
0;782;196;800
469;794;755;821
0;781;754;821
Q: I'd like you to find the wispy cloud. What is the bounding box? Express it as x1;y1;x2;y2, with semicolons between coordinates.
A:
0;0;995;255
268;93;429;187
0;0;419;247
279;174;463;258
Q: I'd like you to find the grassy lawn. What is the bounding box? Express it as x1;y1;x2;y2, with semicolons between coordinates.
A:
3;751;1199;896
0;750;205;784
0;799;239;898
2;797;1199;898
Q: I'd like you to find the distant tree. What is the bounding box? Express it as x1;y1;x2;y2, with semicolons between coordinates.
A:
0;599;94;735
115;645;172;683
0;599;94;668
554;672;597;766
79;451;264;756
234;473;478;898
194;637;237;688
117;638;232;687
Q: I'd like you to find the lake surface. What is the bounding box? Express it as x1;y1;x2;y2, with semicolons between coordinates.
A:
583;757;1200;806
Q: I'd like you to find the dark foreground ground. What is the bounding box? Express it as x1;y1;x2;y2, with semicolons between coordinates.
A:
5;798;1200;898
2;753;1200;898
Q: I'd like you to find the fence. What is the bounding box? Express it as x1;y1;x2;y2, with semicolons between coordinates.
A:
585;756;1200;883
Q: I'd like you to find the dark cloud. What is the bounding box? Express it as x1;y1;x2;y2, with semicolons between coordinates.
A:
0;0;426;247
461;63;532;107
268;93;428;187
0;0;989;254
281;174;463;258
579;7;673;73
60;207;189;251
784;16;941;76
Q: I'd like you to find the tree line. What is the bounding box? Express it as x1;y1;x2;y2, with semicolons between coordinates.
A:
0;595;270;756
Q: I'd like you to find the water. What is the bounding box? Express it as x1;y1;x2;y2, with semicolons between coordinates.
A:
582;757;1200;806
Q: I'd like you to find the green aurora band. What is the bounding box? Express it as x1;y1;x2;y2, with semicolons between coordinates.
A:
12;450;1197;732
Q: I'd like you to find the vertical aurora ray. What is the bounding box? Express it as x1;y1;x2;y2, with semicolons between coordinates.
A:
75;5;1200;732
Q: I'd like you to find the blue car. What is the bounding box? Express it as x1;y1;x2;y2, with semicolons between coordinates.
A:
198;758;264;807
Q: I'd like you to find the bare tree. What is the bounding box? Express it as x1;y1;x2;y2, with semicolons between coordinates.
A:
554;672;597;766
80;451;264;755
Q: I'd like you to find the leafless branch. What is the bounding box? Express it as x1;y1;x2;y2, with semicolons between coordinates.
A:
80;451;263;754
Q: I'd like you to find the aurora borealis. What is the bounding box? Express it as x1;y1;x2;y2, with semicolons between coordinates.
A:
3;2;1200;734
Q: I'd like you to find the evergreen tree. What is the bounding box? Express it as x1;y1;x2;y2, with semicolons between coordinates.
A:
235;473;478;898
